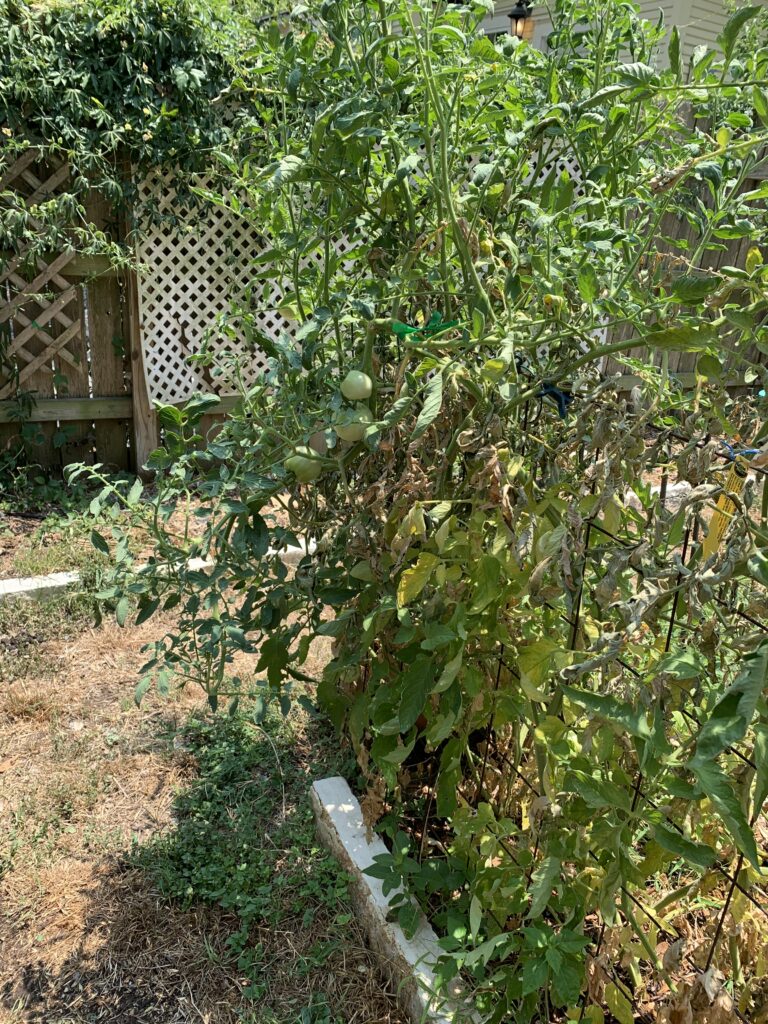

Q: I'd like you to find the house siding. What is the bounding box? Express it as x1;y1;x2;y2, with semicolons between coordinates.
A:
481;0;736;58
676;0;729;59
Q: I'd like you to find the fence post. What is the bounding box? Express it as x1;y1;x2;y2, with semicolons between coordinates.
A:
126;268;159;476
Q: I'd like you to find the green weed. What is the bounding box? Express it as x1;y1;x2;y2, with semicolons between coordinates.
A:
134;701;360;1020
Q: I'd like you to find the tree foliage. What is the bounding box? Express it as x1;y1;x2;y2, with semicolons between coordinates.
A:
0;0;259;256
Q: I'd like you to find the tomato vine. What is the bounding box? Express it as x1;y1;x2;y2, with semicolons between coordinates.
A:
77;1;768;1020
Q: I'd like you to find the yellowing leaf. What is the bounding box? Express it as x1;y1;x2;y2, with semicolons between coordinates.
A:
391;504;427;556
518;638;560;701
397;552;440;606
482;357;509;382
746;246;763;275
604;983;633;1024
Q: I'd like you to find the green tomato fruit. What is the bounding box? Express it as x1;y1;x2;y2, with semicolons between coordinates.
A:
334;404;373;443
340;369;373;401
284;445;323;483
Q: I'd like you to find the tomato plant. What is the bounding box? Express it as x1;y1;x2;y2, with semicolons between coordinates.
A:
81;1;768;1020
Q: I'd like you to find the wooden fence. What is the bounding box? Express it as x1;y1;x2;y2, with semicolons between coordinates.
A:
0;152;147;473
1;150;766;476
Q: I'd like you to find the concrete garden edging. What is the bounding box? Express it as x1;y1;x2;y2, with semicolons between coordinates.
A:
0;569;80;602
311;776;478;1024
0;543;315;604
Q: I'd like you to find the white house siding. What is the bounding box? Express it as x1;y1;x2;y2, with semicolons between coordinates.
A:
480;0;739;59
676;0;731;59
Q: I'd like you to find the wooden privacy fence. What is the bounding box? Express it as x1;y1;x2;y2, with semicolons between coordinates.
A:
1;150;767;476
0;151;139;473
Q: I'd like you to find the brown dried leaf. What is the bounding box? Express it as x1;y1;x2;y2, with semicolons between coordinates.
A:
360;777;387;834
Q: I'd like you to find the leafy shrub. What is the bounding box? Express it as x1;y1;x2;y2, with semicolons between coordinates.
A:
0;0;248;216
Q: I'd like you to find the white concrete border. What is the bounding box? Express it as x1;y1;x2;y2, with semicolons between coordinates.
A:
0;542;314;604
311;776;478;1024
0;570;80;602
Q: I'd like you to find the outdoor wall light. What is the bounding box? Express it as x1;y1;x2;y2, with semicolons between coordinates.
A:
508;1;531;38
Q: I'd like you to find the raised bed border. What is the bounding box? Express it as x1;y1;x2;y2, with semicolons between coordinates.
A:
311;776;478;1024
0;543;313;604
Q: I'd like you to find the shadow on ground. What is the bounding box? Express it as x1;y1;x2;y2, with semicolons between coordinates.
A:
1;702;404;1024
2;862;246;1024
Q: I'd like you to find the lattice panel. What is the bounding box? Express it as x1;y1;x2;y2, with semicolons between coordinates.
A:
526;151;585;197
135;150;583;405
136;169;365;404
134;169;266;404
136;168;360;405
0;152;83;401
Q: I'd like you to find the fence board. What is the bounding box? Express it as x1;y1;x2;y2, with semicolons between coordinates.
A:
23;306;59;473
0;167;139;474
89;275;132;470
55;282;94;466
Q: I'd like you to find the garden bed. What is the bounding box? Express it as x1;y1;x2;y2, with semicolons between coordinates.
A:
0;596;404;1024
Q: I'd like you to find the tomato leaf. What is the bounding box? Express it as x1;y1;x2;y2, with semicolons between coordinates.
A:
651;820;717;870
398;658;433;732
527;856;561;918
692;642;768;762
412;372;444;440
397;551;440;606
691;762;760;868
643;323;715;352
717;5;762;59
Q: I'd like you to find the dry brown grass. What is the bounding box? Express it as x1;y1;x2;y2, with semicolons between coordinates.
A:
0;602;403;1024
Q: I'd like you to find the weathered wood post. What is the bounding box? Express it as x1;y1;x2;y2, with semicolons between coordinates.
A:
126;267;159;477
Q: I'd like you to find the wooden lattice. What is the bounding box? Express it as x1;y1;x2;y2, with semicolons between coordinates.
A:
0;152;83;401
135;153;583;405
135;169;275;404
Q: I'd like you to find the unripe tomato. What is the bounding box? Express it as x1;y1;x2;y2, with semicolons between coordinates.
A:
284;445;323;483
479;239;493;256
335;404;373;442
340;370;373;401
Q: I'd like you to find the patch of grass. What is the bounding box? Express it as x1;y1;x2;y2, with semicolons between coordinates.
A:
10;514;103;578
1;767;111;875
0;606;402;1023
133;701;396;1024
0;594;97;683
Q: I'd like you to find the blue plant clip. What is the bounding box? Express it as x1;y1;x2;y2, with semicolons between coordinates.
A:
719;440;761;461
539;383;573;419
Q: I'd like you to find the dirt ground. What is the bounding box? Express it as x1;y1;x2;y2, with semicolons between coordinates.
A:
0;598;403;1024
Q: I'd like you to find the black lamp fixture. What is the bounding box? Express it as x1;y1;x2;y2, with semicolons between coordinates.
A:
508;0;531;38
